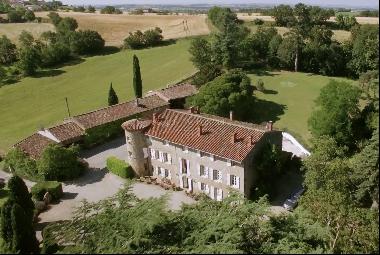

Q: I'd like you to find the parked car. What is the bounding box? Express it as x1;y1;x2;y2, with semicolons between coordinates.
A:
283;188;305;211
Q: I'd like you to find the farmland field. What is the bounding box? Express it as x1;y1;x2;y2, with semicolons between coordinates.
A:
32;12;210;46
249;71;355;147
244;22;352;42
0;38;196;153
237;13;379;24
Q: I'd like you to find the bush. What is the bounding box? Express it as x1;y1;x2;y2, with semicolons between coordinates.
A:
256;79;265;91
37;145;86;181
31;181;63;201
253;18;264;25
4;149;39;180
106;157;134;179
123;27;163;49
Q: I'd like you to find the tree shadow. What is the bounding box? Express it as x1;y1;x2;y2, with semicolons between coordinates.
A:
33;69;66;78
91;46;121;56
35;220;68;232
253;87;278;94
49;57;85;69
64;167;108;187
160;38;177;46
247;69;280;77
249;98;286;123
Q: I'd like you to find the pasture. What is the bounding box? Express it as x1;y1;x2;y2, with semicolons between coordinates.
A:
249;70;355;147
0;38;196;153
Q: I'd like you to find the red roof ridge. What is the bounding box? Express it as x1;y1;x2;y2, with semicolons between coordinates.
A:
72;95;159;119
168;109;269;133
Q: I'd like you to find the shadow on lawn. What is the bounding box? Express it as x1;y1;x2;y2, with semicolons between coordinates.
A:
33;69;66;78
248;69;280;77
250;98;286;123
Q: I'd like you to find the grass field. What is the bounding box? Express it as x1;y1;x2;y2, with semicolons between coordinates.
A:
0;22;55;44
0;38;196;153
249;70;355;147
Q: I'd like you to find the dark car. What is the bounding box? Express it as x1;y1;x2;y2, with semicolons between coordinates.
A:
283;188;305;211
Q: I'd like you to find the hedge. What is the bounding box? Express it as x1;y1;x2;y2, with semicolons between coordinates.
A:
31;181;63;201
106;157;134;179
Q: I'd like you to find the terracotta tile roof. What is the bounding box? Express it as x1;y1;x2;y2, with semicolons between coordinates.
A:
71;95;169;130
154;83;197;101
146;109;273;162
14;133;57;160
122;119;152;131
47;122;85;144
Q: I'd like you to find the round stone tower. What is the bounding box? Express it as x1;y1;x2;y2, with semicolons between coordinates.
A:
121;119;152;177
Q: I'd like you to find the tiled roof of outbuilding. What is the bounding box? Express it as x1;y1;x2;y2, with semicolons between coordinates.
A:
154;83;197;101
14;133;57;160
47;122;84;143
71;95;169;129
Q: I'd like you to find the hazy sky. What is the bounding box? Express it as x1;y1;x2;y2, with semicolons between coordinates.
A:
60;0;379;8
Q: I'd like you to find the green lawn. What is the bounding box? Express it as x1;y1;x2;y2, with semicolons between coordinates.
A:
249;70;355;147
0;38;196;153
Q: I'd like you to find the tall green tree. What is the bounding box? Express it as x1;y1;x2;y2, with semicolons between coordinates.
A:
308;80;361;149
0;176;39;254
132;55;142;98
108;82;119;106
186;69;254;120
7;175;34;221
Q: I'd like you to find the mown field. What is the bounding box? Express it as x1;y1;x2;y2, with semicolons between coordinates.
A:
0;38;196;153
249;71;355;146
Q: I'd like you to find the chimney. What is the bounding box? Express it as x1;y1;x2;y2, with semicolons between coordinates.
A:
231;132;238;143
198;125;203;136
153;113;159;123
250;135;255;146
195;106;200;114
229;111;234;121
266;121;273;131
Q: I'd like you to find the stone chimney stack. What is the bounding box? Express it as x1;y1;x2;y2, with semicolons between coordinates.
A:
250;135;255;146
231;132;238;143
266;121;273;131
198;125;203;136
153;113;158;123
230;111;234;121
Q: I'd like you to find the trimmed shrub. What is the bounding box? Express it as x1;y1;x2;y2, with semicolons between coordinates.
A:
106;157;134;179
257;79;265;92
31;181;63;201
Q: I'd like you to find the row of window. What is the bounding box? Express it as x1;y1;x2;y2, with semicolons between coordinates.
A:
155;166;171;179
198;165;240;189
150;148;172;164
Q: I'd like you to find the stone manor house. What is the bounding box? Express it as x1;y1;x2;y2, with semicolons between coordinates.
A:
14;83;282;201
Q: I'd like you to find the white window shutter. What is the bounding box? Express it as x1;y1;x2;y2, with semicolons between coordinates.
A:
168;170;172;179
227;174;230;186
197;150;201;157
168;154;172;164
209;185;214;199
227;160;232;166
197;182;201;191
155;166;159;176
179;158;182;174
188;178;192;191
186;160;190;176
159;152;163;162
205;184;209;194
205;167;209;178
209;168;213;180
197;164;201;176
236;176;240;189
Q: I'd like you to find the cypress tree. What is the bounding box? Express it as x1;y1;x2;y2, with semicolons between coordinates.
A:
132;55;142;98
7;175;34;221
108;82;119;106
